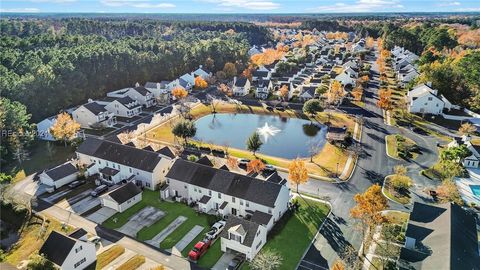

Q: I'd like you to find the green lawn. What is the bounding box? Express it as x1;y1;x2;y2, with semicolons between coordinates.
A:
385;134;418;160
243;197;330;270
3;140;76;182
383;176;411;205
102;190;223;266
197;240;222;269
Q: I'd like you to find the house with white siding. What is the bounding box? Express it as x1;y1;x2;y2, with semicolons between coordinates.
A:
100;181;142;212
104;96;142;118
108;85;156;108
76;137;173;190
39;162;79;190
220;215;267;260
254;78;273;99
232;77;251;96
407;83;453;115
72;102;116;128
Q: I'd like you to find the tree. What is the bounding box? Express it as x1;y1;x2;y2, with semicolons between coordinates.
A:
279;85;289;101
246;132;263;156
247;159;265;174
50;112;80;147
376;89;393;111
303;99;323;118
327;80;345;105
315;84;328;96
27;253;56;270
249;250;282;270
226;156;238;169
351;87;363;101
390;165;412;192
458;122;476;135
218;83;233;97
436;180;463;204
242;67;253;81
171;87;188;100
288;159;308;193
440;145;471;163
172;120;197;145
223;62;237;79
194;76;208;89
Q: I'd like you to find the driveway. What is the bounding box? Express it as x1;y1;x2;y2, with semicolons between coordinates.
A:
66;195;100;215
87;207;118;224
146;216;186;247
212;251;236;270
118;206;165;237
171;225;204;255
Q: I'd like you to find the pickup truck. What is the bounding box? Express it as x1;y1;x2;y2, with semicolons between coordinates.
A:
188;238;212;261
205;220;226;240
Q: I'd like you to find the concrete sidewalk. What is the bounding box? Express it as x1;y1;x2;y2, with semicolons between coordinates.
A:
118;206;165;237
171;225;204;256
146;216;187;247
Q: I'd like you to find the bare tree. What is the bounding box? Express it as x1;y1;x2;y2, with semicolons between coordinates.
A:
308;140;322;162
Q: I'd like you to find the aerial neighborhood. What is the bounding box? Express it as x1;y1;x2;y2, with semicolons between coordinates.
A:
1;8;480;270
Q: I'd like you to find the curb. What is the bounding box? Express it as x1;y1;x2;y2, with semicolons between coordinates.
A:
384;135;401;160
381;175;409;205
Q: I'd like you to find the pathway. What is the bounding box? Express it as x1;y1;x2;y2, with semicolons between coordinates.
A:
118;206;165;237
362;226;382;270
145;216;187;247
171;225;204;256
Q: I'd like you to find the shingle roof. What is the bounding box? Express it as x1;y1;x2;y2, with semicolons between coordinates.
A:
253;70;269;78
196;156;213;167
107;182;142;204
39;231;77;266
68;228;87;240
400;202;479;269
144;82;159;89
83;102;107;115
221;215;260;248
250;211;272;226
156;146;175;159
165;159;283;207
234;77;248;87
44;163;78;181
116;96;139;109
77;137;163;172
219;165;230;171
133;86;151;96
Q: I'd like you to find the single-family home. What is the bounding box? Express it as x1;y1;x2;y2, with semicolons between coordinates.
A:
107;85;156;108
76;137;173;189
447;135;480;168
398;69;419;86
192;65;212;79
232;77;251;96
299;86;317;101
105;96;142;118
39;162;79;190
100;181;142;212
72;102;117;129
335;72;356;89
39;230;96;270
254;78;273;99
162;159;291;231
407;83;453;115
36;116;56;141
252;70;271;82
220;215;267;260
398;202;479;270
144;81;171;104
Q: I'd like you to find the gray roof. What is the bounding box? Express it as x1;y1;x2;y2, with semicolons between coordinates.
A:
68;228;87;240
234;77;248;87
44;163;78;181
133;86;150;96
156;146;175;159
301;86;316;97
199;195;211;204
39;231;77;266
77;137;163;172
99;166;120;176
166;159;282;207
250;211;272;226
179;78;189;88
83;102;107;115
144;82;158;89
107;182;142;204
221;215;260;248
196;156;213;167
253;70;269;78
399;202;479;270
116;96;139;109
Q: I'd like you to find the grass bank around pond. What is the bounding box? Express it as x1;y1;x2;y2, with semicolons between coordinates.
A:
102;190;223;269
2;140;76;183
145;103;355;179
242;197;330;270
385;134;418;160
383;175;411;205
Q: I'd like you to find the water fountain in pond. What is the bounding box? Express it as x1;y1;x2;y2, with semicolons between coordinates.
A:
257;122;281;142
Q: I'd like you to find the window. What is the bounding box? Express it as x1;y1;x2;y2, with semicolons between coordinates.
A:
428;97;432;101
194;187;197;192
218;193;221;199
232;197;236;203
229;233;242;243
184;185;187;189
74;258;86;268
208;190;212;196
256;240;263;250
129;168;132;173
246;201;249;207
75;246;83;253
146;182;150;187
268;208;272;214
99;160;102;165
240;200;244;206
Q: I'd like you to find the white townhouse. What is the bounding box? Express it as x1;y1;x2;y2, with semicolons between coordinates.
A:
163;159;291;231
100;181;143;212
36;116;56;141
254;78;273;99
108;85;156;108
447;135;480;168
220;215;268;260
252;70;272;82
72;102;117;129
407;83;453;115
39;162;79;189
144;81;171;104
232;77;251;96
104;96;142;118
76;137;173;190
39;230;96;270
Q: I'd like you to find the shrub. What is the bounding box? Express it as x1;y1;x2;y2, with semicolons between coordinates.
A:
187;155;199;162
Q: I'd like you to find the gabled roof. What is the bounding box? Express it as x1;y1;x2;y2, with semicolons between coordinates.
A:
253;70;270;78
83;102;107;115
116;96;139;109
250;210;272;226
68;228;87;240
400;202;479;269
300;86;316;97
179;78;190;88
106;182;142;204
196;156;213;167
77;137;163;172
132;86;151;96
165;159;283;207
39;231;77;266
144;82;159;89
219;164;230;171
143;145;155;152
234;77;248;87
156;146;175;159
44;163;78;181
221;215;260;247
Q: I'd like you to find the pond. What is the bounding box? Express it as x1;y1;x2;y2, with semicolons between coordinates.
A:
193;113;327;159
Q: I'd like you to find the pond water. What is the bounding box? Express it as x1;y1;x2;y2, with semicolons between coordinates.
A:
193;113;327;159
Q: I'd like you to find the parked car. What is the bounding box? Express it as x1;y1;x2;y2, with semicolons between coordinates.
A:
188;239;212;261
227;254;245;270
263;164;276;172
90;185;108;197
68;180;86;188
238;159;250;166
88;236;101;245
206;220;226;240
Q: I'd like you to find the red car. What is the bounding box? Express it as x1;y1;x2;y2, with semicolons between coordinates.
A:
188;239;211;261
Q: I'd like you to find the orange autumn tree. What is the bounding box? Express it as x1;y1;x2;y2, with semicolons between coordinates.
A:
171;87;188;100
219;83;233;97
194;76;208;89
226;156;239;169
327;80;345;105
247;159;266;174
279;84;289;101
242;67;253;81
366;37;375;49
352;86;363;101
331;260;345;270
288;159;308;193
377;89;393;110
50;112;80;147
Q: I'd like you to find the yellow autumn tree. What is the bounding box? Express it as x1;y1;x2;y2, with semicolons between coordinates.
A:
327;80;345;105
366;37;375;48
247;159;266;174
377;89;393;111
279;84;290;101
50;112;80;147
458;122;476;135
194;76;208;89
288;159;308;193
171;87;188;100
352;87;363;101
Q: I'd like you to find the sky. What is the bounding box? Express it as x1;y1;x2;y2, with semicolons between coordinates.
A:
1;0;480;14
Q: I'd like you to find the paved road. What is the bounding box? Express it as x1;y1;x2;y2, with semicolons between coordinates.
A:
293;50;441;270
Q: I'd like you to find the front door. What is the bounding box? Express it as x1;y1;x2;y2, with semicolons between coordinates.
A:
231;208;237;215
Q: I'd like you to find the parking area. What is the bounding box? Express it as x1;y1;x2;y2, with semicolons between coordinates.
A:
212;252;237;270
87;207;118;224
118;206;165;237
171;225;204;256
